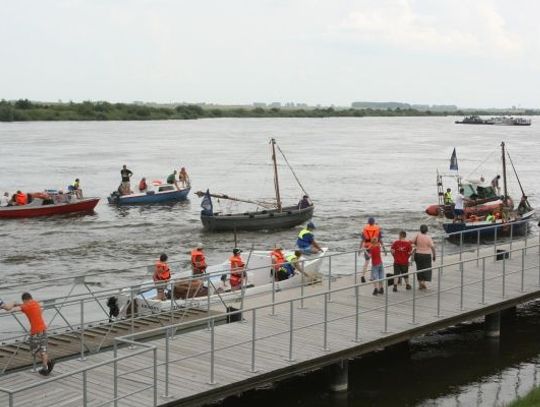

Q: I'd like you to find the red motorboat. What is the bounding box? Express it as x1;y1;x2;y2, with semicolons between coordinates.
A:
0;195;99;219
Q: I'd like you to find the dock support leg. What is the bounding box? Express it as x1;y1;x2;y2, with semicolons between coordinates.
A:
485;311;501;338
329;360;348;392
502;306;517;321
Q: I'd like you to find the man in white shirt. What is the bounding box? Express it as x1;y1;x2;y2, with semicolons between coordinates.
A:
0;192;9;207
453;187;468;223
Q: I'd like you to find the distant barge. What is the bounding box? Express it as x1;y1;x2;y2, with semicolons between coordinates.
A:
455;115;531;126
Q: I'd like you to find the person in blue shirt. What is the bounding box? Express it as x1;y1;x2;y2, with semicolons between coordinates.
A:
296;222;322;254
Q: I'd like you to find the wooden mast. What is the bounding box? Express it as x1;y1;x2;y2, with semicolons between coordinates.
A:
271;138;282;211
501;141;508;199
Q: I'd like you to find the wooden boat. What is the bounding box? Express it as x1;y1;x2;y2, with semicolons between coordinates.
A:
197;138;314;232
116;248;327;315
0;193;99;219
108;183;190;205
442;142;534;240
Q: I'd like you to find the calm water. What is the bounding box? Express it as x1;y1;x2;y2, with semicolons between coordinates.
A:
0;117;539;405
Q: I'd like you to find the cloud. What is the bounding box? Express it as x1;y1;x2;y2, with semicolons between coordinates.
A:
328;0;523;58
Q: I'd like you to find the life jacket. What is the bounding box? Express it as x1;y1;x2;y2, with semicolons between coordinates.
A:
296;228;314;249
191;249;207;273
229;255;245;287
444;192;453;204
139;180;147;191
362;224;381;247
154;261;171;281
271;249;286;271
15;192;27;205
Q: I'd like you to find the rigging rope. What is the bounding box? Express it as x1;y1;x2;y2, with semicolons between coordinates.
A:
276;144;310;198
463;146;499;180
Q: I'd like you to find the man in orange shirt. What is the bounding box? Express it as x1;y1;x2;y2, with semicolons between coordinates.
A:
229;248;246;290
3;292;55;376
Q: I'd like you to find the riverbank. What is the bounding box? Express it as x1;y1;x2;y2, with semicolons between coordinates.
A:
1;99;538;122
508;387;540;406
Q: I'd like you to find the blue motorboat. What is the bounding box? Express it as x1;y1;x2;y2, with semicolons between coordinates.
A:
107;184;190;205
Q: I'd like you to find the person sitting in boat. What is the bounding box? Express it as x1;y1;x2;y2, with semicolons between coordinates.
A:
191;243;207;275
517;195;532;215
15;190;27;206
485;213;496;223
296;222;322;255
229;248;246;290
298;195;312;209
68;178;82;199
443;188;453;205
166;170;180;190
138;177;148;193
153;253;171;301
0;192;9;207
179;167;190;188
271;244;288;281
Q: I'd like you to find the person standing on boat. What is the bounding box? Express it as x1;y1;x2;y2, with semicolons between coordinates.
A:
167;170;180;190
391;231;413;292
68;178;82;199
153;253;171;301
453;188;469;223
179;167;190;188
443;188;453;205
138;177;148;193
491;175;501;195
412;225;436;290
298;195;311;209
296;222;322;254
2;293;55;376
271;244;288;281
229;248;246;290
360;217;385;283
120;165;133;195
191;243;207;275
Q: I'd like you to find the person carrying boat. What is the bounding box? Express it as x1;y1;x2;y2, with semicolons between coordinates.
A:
138;177;148;193
153;253;171;301
271;244;288;281
443;188;453;205
120;165;133;195
2;293;55;376
229;248;246;290
167;170;180;190
284;250;306;279
15;190;27;206
360;217;385;283
296;222;321;255
191;243;207;275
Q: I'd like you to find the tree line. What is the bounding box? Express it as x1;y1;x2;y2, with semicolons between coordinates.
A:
0;99;537;122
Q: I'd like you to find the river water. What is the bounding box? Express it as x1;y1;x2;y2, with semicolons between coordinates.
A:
0;117;539;405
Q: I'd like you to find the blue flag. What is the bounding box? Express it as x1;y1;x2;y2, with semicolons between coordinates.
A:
201;189;213;215
450;148;458;171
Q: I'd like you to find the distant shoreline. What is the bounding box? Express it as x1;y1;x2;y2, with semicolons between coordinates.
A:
0;100;538;122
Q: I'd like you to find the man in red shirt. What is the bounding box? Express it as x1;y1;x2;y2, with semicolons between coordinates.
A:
369;237;385;295
3;292;55;375
391;231;413;292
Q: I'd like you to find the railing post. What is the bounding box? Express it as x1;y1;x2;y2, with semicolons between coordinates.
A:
460;262;464;310
271;277;276;316
300;263;305;309
323;293;329;351
412;273;416;324
493;226;498;260
481;257;486;305
502;256;506;298
509;223;514;259
328;256;332;302
436;267;441;317
209;318;216;384
459;232;463;261
250;309;257;372
384;278;389;333
79;299;86;361
354;251;358;285
153;346;158;407
130;287;135;340
354;285;360;343
164;328;170;397
521;249;525;293
476;229;480;267
524;221;528;255
83;370;88;407
287;300;295;362
113;342;118;407
170;281;174;324
440;235;445;265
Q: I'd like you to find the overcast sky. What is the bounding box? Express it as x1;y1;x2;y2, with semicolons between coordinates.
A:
1;0;539;108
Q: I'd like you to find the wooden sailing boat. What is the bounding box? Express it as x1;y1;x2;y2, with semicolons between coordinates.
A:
195;138;314;232
442;142;534;239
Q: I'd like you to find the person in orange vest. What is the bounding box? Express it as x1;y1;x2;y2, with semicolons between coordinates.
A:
138;177;148;193
191;243;207;275
360;217;386;283
153;253;171;301
3;292;55;376
15;190;27;206
271;244;288;281
229;248;246;290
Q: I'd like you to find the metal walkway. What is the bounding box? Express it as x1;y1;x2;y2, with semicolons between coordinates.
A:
0;228;539;407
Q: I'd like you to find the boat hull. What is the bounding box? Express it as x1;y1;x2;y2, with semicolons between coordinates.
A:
201;205;314;232
443;212;534;241
108;188;190;205
0;198;99;219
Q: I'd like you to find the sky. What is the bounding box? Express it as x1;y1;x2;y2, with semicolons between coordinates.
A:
1;0;539;108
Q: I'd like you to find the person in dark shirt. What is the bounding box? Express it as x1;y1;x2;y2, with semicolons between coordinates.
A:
298;195;311;209
120;165;133;195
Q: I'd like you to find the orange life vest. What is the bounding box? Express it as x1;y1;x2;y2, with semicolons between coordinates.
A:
154;261;171;281
191;249;207;273
139;180;147;192
271;249;286;272
362;224;381;247
16;192;27;206
229;255;245;287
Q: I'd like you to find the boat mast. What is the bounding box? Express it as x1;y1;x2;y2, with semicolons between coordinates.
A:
271;138;282;211
501;141;508;199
